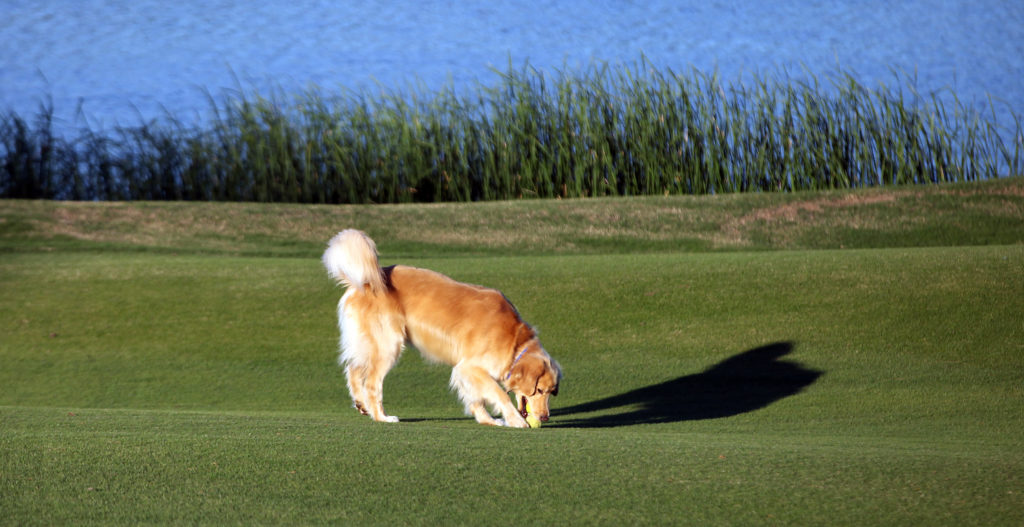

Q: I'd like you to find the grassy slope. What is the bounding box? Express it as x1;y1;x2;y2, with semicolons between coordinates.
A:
1;179;1023;525
2;176;1023;257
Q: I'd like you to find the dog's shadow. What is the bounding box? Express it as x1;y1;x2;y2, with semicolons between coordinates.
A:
551;342;822;428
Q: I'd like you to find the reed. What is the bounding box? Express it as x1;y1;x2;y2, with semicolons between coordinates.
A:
2;60;1020;203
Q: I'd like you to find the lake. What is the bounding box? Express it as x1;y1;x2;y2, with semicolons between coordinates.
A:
2;1;1022;135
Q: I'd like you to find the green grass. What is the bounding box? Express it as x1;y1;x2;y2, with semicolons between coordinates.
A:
3;176;1023;257
1;185;1023;524
3;407;1020;525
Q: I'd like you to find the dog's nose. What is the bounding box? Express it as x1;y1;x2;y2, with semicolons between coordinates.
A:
539;414;549;422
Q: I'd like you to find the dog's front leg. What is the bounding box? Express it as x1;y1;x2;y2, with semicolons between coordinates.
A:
451;364;529;428
467;401;502;426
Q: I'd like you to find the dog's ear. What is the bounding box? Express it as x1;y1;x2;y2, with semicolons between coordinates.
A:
550;359;562;396
509;357;542;396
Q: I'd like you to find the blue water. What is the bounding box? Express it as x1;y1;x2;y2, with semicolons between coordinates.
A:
3;1;1022;136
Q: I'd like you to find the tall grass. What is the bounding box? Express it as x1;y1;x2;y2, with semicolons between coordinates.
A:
2;59;1021;203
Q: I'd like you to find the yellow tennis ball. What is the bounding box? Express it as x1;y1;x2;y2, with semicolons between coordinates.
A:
524;401;541;428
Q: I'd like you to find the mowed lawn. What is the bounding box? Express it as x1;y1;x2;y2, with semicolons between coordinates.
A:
1;182;1023;525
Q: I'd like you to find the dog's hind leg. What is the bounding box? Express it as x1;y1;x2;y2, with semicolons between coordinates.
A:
362;348;401;423
359;319;405;423
340;301;404;423
344;364;370;415
339;296;376;417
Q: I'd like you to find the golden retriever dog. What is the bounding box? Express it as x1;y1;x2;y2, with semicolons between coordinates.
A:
322;229;561;428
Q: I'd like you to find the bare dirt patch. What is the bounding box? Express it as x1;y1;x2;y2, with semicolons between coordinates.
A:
712;193;903;248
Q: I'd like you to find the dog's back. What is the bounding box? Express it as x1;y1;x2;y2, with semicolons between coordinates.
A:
386;265;527;368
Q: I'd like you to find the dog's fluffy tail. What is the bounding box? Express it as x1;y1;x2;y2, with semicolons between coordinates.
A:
322;229;386;293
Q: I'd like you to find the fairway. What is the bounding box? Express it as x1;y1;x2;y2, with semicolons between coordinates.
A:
2;182;1023;525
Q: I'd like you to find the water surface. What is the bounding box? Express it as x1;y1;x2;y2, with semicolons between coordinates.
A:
2;1;1021;133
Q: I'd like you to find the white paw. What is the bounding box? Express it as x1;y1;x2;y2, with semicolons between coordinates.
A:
375;415;399;423
504;415;529;428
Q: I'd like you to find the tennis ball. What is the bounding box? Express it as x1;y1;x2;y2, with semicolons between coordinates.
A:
525;402;541;428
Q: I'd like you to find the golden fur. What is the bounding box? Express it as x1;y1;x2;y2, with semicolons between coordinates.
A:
323;229;561;427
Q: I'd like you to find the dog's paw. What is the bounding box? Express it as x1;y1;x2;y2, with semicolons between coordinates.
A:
504;415;530;428
379;415;400;423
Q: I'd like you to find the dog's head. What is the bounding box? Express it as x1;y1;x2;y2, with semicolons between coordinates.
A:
507;344;561;423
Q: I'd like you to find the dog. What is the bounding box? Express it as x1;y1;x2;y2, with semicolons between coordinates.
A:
322;229;561;428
